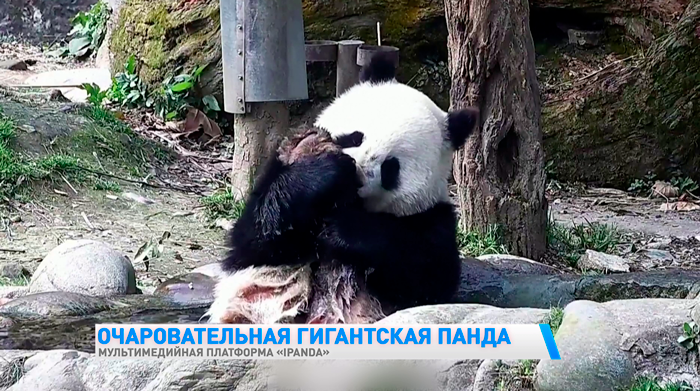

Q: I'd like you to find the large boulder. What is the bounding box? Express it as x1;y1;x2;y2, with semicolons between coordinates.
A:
536;298;700;391
29;239;137;296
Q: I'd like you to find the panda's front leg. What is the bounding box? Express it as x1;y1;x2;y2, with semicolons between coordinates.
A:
222;127;361;273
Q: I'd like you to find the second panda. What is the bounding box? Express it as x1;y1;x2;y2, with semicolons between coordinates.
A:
206;52;479;324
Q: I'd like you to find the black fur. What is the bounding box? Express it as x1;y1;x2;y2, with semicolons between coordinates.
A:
446;107;479;149
359;52;397;84
318;202;462;308
334;131;365;148
222;152;361;271
223;150;462;310
380;156;401;191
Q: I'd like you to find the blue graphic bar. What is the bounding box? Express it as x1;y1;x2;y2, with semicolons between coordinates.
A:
538;324;561;360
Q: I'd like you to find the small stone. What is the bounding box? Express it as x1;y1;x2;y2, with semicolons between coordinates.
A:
215;218;235;231
578;250;630;273
645;238;672;249
191;262;225;280
640;249;675;263
567;29;603;47
0;60;28;71
48;90;71;102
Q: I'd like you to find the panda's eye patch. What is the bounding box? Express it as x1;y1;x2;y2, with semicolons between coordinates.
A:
380;156;400;191
334;131;364;148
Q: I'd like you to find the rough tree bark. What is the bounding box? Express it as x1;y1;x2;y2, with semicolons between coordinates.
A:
230;102;290;201
445;0;548;260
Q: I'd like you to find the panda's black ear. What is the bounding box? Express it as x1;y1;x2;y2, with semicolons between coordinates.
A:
446;107;479;149
360;52;397;84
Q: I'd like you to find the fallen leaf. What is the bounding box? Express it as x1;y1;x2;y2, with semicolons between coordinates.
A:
651;181;679;198
659;201;700;212
183;107;222;140
133;231;171;271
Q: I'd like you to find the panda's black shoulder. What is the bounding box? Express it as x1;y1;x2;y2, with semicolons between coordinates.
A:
360;52;397;84
402;201;459;228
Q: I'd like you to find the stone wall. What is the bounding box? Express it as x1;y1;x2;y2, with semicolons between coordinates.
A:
0;0;99;43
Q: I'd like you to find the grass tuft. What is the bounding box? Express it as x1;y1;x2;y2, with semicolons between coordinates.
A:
0;275;29;287
0;105;170;199
626;376;694;391
545;306;564;336
547;215;620;267
201;187;246;220
457;224;509;257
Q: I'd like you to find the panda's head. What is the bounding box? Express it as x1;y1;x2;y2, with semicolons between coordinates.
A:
314;52;479;217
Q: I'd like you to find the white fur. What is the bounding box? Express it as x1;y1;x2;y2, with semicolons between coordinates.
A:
314;81;454;217
205;265;312;324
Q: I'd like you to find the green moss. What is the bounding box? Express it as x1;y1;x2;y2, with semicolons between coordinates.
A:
111;0;222;96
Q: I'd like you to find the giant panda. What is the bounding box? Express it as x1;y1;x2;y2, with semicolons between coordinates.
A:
205;52;478;324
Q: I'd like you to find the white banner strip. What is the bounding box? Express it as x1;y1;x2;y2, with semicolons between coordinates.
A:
94;324;561;360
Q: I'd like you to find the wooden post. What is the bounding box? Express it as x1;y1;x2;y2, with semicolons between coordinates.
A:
335;40;364;97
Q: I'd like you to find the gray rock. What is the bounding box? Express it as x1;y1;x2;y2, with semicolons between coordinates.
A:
0;291;114;319
191;262;225;280
568;29;603;47
214;218;235;231
454;258;700;309
379;303;550;325
0;350;41;388
645;238;673;250
536;299;700;391
0;263;31;280
578;250;630;273
29;239;137;296
7;350;89;391
477;254;559;275
0;286;29;300
0;60;28;71
153;272;215;305
640;249;675;263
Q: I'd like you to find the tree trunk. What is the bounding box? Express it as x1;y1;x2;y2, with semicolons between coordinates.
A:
445;0;548;260
230;102;290;201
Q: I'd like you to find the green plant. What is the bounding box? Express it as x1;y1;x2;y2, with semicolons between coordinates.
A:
147;64;210;119
628;171;657;196
48;1;110;58
545;306;564;335
107;55;148;107
547;216;620;267
670;176;699;194
0;275;29;287
201;187;245;220
678;321;700;350
456;224;509;257
626;376;694;391
81;83;109;106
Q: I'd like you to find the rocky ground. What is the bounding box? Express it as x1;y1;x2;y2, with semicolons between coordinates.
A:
2;37;700;391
